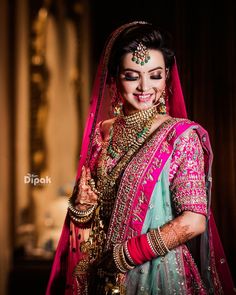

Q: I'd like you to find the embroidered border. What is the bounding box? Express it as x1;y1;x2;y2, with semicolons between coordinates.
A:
105;118;198;248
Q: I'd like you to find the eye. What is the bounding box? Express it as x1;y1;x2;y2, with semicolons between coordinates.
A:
150;74;162;80
124;75;139;81
121;71;139;81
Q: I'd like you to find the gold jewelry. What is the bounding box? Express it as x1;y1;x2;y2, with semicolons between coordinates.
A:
113;101;123;117
79;206;106;261
158;89;167;114
96;107;158;219
123;240;135;266
108;107;158;158
68;197;97;223
157;226;170;253
147;230;163;256
113;243;135;273
147;231;160;255
68;210;94;224
88;178;100;195
131;42;151;65
148;229;167;256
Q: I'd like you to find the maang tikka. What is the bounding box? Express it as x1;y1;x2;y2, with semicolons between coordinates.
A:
132;42;150;65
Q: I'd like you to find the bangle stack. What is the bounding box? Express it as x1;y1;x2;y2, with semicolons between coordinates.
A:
68;197;97;224
147;227;170;256
113;243;135;273
123;240;135;266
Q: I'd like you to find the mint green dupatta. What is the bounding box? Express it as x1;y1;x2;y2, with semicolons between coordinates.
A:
105;118;212;294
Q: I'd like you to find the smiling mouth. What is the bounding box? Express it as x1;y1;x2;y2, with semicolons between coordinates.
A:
134;93;153;102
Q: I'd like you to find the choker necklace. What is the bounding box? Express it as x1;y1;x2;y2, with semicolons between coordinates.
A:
108;107;158;158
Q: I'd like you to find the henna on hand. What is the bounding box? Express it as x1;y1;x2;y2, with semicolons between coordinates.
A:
159;215;195;250
75;166;98;210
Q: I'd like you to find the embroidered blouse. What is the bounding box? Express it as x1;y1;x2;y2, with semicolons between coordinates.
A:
90;122;207;217
169;128;207;216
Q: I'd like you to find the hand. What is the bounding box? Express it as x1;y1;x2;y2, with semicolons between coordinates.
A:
74;166;98;210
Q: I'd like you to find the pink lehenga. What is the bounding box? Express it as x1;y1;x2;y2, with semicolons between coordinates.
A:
46;22;235;295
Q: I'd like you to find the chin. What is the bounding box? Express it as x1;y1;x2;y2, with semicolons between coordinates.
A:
124;101;154;115
136;103;154;110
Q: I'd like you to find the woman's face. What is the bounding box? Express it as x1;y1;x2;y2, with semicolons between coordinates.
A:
117;49;167;115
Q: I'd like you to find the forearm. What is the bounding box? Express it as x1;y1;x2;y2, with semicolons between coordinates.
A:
113;211;206;272
154;211;206;251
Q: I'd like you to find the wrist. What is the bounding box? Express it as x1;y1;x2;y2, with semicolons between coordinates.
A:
68;197;97;224
113;243;135;273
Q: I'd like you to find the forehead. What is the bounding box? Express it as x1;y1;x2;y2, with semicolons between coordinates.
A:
120;49;165;71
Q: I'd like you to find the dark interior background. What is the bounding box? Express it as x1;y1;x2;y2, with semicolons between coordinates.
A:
2;0;236;294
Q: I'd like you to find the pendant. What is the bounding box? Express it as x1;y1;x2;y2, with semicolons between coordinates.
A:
73;258;90;276
80;240;93;253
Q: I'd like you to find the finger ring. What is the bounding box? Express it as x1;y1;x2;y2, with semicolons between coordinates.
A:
88;179;95;187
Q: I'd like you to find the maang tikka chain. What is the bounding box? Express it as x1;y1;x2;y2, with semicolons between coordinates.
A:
132;42;150;66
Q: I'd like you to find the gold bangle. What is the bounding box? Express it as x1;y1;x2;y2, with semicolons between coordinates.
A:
149;230;166;256
68;197;96;217
119;243;135;271
113;243;135;272
68;210;94;224
157;227;170;253
113;244;127;273
147;232;160;256
153;229;167;255
123;240;135;266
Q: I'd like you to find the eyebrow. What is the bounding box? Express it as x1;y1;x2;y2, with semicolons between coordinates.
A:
121;66;164;73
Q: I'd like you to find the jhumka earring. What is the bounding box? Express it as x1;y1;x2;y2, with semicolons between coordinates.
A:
113;101;123;116
158;89;167;114
110;83;123;117
131;42;150;66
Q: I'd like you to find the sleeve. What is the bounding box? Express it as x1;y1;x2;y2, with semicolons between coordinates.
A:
169;128;207;216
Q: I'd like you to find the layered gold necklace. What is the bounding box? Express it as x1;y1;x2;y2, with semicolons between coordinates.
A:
108;106;158;159
96;106;158;220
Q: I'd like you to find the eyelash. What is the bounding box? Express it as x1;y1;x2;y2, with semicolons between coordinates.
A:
124;74;162;81
124;76;138;81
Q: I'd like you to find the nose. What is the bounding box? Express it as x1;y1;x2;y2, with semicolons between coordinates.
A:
137;76;149;92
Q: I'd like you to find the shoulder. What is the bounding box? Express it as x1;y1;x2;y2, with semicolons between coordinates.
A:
171;117;209;141
173;123;205;156
179;128;201;145
99;118;116;141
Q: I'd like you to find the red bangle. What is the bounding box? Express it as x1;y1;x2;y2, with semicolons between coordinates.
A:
127;234;156;265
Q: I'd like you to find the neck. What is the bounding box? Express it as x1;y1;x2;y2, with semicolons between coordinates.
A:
123;106;138;116
122;105;157;118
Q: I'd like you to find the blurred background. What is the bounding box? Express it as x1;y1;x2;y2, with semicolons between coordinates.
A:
0;0;235;294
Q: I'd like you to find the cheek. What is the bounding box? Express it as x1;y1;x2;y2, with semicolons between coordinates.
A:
153;79;166;92
154;77;166;86
119;81;135;95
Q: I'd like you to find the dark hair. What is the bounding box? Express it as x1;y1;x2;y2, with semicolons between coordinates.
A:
108;22;175;79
